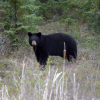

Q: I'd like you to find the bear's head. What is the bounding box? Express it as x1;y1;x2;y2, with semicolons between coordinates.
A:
28;32;42;47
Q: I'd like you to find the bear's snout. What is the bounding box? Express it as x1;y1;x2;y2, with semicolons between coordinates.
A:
32;40;37;46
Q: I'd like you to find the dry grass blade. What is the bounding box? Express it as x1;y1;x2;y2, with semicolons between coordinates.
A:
49;68;62;100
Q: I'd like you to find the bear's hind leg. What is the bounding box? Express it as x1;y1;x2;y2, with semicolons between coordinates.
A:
73;52;77;59
67;54;71;62
67;54;74;62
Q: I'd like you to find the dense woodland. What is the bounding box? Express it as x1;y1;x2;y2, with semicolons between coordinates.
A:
0;0;100;49
0;0;100;100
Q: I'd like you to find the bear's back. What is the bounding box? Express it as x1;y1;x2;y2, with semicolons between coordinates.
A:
43;33;76;45
42;33;77;57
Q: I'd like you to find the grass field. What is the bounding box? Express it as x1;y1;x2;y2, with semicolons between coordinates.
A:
0;21;100;100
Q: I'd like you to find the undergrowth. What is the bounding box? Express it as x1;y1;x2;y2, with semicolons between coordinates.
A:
0;56;100;100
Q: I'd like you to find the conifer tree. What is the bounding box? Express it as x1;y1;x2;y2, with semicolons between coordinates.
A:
0;0;41;50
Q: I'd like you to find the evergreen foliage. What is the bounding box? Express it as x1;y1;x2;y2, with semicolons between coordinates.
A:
0;0;42;50
0;0;100;51
36;0;100;33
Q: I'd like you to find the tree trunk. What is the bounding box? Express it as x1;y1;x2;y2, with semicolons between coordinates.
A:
15;0;17;28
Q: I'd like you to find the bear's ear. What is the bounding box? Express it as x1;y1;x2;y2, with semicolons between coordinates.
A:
37;32;42;38
28;32;32;37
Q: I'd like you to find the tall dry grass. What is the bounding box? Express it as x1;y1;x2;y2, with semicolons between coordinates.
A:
0;55;100;100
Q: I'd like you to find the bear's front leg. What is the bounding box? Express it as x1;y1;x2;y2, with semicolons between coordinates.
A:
39;53;49;67
34;49;40;63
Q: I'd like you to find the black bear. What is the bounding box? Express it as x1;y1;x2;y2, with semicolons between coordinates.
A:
28;32;77;67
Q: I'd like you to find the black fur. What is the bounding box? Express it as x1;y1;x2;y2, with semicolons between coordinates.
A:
28;32;77;66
